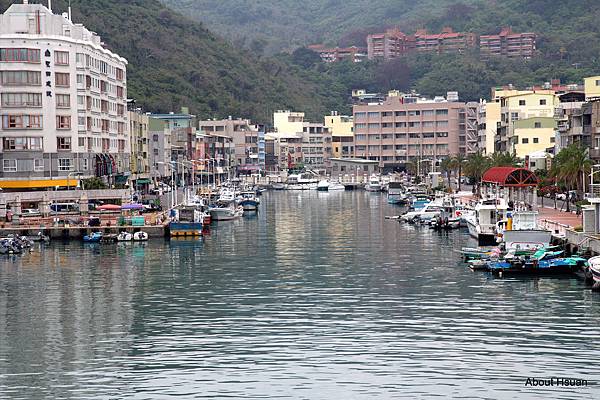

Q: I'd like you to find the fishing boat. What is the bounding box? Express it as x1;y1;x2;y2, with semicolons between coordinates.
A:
387;182;405;204
286;173;319;190
464;198;508;246
209;204;244;221
488;255;587;277
496;211;551;251
364;174;382;192
83;232;103;242
169;205;204;237
239;191;260;211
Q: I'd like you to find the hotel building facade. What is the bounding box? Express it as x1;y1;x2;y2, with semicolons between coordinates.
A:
0;1;129;190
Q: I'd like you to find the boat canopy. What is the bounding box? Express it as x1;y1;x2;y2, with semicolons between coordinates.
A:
482;167;538;187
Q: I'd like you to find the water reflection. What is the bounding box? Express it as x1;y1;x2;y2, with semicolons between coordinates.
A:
1;191;599;399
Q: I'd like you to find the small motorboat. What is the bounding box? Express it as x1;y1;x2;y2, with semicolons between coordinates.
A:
272;182;286;190
83;232;103;242
239;191;260;211
317;179;330;191
133;231;149;241
117;232;133;241
328;182;345;191
587;256;600;289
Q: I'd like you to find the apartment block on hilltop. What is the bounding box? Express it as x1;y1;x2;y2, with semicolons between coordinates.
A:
353;93;472;171
480;27;536;59
308;45;366;63
414;27;476;54
0;1;129;190
367;28;415;60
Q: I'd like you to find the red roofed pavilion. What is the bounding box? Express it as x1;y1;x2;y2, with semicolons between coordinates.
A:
482;167;539;187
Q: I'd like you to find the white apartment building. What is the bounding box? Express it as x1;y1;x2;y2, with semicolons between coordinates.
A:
0;1;129;190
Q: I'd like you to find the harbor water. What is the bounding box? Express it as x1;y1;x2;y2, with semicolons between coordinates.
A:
1;191;599;399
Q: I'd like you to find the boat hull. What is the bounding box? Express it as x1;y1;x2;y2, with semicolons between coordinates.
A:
169;222;203;237
240;200;259;211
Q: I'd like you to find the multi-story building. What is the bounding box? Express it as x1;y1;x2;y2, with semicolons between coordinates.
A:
480;27;536;59
353;93;469;171
198;117;263;173
148;117;172;181
513;117;557;157
367;28;416;60
584;76;600;100
308;45;366;63
192;132;234;185
494;90;558;154
477;100;501;155
414;27;476;54
0;1;129;190
128;106;150;190
273;110;332;171
325;111;354;158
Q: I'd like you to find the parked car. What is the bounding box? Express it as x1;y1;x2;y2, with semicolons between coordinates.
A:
21;208;41;217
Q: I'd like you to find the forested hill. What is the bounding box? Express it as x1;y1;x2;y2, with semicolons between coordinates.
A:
162;0;600;64
162;0;464;54
0;0;348;123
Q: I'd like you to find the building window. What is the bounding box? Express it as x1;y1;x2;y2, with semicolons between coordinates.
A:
436;121;448;127
409;133;420;138
395;122;406;128
422;110;434;116
2;114;42;129
533;138;539;143
522;138;529;144
57;137;71;150
78;137;85;147
58;158;73;171
367;112;379;118
56;94;70;108
510;112;519;121
56;116;71;129
408;122;420;127
0;48;40;63
368;123;380;129
395;111;406;117
436;132;449;137
1;71;41;85
54;51;69;65
34;158;44;172
55;72;70;87
3;159;17;172
436;109;448;115
596;80;600;86
534;122;541;128
408;110;420;116
29;137;42;150
0;92;42;107
82;158;88;171
539;99;546;106
423;132;435;138
519;100;526;106
550;136;556;143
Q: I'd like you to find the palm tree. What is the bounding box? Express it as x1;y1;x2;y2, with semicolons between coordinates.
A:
439;157;453;188
551;144;591;211
464;151;491;195
450;154;467;191
489;151;520;167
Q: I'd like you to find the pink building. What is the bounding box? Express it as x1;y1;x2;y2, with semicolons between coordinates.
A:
353;95;470;169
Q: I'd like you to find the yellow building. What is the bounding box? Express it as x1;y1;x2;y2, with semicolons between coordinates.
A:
480;101;501;154
584;76;600;100
324;112;354;158
273;110;305;135
513;117;556;158
497;90;558;153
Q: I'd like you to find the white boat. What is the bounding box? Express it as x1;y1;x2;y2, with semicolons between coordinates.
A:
117;232;133;241
286;173;319;190
328;182;345;191
133;231;149;241
587;256;600;286
401;201;443;222
209;205;244;221
217;188;236;204
272;182;286;190
317;179;330;191
365;174;382;192
465;198;508;246
496;211;551;251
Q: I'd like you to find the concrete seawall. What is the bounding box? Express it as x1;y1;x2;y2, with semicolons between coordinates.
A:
0;224;168;239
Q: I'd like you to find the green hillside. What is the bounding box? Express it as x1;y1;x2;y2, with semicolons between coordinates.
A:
162;0;470;54
0;0;349;123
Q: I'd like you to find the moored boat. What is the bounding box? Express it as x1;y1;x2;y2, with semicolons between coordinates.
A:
364;174;382;192
239;191;260;211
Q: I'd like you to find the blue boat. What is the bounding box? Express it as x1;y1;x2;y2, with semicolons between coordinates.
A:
488;256;587;277
83;232;103;242
239;191;260;211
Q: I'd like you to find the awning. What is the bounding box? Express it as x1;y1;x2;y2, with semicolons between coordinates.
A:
135;178;151;185
482;167;538;187
0;178;80;189
115;175;129;184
